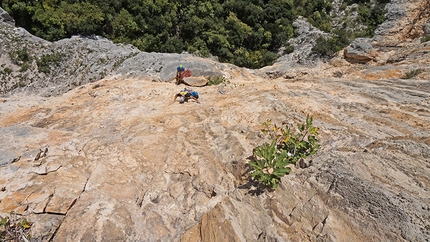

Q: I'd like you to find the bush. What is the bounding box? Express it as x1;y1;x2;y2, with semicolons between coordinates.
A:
312;36;339;57
207;75;228;86
421;36;430;43
312;31;351;58
8;47;31;65
1;68;13;75
402;69;423;79
249;116;320;188
36;53;64;74
19;63;30;72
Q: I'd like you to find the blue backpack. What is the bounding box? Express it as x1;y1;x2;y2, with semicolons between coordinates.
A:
185;88;198;98
191;90;199;99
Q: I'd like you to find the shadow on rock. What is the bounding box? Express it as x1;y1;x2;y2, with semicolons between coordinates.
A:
237;156;275;196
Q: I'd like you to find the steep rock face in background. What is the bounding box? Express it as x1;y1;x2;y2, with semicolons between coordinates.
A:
374;0;430;42
260;0;430;80
0;23;232;97
0;1;430;241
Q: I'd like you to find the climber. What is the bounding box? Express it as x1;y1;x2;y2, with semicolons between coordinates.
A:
175;64;192;85
171;87;199;104
175;64;185;85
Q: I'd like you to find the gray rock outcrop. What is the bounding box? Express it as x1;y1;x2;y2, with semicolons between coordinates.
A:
374;0;430;42
257;16;328;79
0;23;234;97
285;16;329;65
344;38;376;63
0;7;15;26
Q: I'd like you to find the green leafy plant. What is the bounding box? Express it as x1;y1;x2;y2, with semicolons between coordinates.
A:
207;75;229;86
0;212;32;241
421;36;430;43
312;32;350;58
249;116;320;188
36;53;64;74
8;47;31;66
1;67;13;75
402;69;423;79
19;63;30;72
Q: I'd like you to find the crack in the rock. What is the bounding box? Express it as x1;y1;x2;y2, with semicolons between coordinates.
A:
314;215;330;239
327;176;338;193
47;220;62;242
42;193;54;213
48;175;90;241
136;190;147;208
31;165;62;176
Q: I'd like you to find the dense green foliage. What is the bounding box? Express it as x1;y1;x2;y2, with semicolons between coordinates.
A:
249;116;320;188
2;0;387;68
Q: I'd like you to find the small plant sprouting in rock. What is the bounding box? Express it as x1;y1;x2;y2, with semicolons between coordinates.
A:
249;116;320;188
156;66;163;73
8;47;31;66
421;36;430;43
0;212;32;241
36;53;64;74
19;63;30;72
1;68;13;75
403;69;423;79
207;75;229;86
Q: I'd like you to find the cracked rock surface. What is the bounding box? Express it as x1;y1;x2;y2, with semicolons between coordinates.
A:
1;71;429;241
1;0;430;241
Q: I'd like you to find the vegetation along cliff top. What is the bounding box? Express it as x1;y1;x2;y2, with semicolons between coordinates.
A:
2;0;389;68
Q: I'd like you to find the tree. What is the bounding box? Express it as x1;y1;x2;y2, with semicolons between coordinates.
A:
111;8;139;41
1;0;389;69
225;12;252;48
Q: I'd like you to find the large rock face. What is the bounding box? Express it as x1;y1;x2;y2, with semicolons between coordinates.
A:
1;1;430;242
1;66;429;242
374;0;430;42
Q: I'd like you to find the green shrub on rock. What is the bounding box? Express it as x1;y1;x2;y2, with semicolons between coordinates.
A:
207;75;228;86
249;116;320;188
8;47;31;65
36;53;64;74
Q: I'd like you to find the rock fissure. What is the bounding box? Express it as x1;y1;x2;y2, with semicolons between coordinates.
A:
42;194;54;214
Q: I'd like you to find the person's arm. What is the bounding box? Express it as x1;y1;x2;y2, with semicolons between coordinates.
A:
170;94;179;105
175;73;180;84
190;96;200;103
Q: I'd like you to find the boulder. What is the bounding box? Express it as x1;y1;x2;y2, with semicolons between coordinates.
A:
344;38;376;63
181;76;208;87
